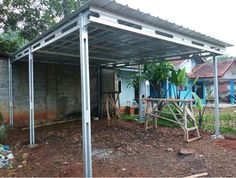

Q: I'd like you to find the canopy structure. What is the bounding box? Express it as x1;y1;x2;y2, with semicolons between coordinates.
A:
9;0;233;177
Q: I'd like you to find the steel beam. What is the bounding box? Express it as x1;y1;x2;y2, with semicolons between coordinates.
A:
29;47;35;145
89;11;225;55
80;14;92;177
213;55;221;137
8;59;14;127
138;64;143;122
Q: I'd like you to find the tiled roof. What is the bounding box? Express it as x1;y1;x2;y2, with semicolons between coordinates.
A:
189;60;235;78
170;60;185;67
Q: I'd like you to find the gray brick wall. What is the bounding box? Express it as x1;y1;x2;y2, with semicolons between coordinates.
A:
0;59;9;121
0;60;98;125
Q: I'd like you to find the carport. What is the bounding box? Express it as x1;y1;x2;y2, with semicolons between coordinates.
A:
9;0;232;177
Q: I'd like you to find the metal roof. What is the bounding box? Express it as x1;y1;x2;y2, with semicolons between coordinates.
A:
11;0;233;67
91;0;232;48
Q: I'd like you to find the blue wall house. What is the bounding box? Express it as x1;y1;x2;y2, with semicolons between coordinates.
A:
189;59;236;104
116;58;236;108
164;58;204;101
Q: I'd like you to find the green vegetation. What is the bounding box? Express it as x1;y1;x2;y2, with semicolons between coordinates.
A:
201;113;236;137
120;114;137;121
143;62;174;97
0;0;88;53
120;109;236;137
0;112;7;142
120;112;178;128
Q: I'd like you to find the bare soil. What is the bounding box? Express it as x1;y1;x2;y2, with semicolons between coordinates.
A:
1;119;236;177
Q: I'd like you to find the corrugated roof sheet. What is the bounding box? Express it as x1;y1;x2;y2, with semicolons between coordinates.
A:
91;0;232;48
189;60;235;78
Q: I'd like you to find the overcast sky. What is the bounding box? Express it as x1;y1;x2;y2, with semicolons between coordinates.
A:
116;0;236;56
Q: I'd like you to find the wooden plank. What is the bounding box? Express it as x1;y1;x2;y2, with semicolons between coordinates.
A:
184;172;208;178
156;115;183;126
21;119;78;130
106;96;111;126
185;106;195;121
187;136;201;143
144;98;194;103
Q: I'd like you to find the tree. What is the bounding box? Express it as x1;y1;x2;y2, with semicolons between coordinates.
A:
0;0;88;48
126;74;139;91
0;37;21;53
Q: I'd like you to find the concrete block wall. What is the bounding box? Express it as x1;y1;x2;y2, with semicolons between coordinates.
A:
0;60;98;126
0;59;9;122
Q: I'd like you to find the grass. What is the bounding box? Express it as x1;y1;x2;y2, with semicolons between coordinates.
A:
120;113;178;128
120;109;236;137
120;114;138;121
199;113;236;137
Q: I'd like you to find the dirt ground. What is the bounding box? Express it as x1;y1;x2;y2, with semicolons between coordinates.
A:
1;118;236;177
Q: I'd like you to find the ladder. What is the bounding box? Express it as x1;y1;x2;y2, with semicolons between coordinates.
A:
183;103;201;142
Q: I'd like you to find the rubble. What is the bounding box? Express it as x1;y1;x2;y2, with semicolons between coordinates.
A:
0;144;14;168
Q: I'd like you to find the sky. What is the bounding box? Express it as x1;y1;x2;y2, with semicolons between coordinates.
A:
116;0;236;56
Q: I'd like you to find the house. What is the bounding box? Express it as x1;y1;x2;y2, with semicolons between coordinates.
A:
116;57;204;111
161;57;205;101
189;59;236;104
116;66;150;113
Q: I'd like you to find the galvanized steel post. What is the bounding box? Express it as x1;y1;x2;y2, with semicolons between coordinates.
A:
213;55;220;137
8;59;13;127
29;47;35;145
80;13;92;177
138;64;142;122
97;67;101;118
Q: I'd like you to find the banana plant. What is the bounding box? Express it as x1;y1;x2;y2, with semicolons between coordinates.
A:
126;74;139;91
142;62;174;98
170;68;188;99
192;89;213;128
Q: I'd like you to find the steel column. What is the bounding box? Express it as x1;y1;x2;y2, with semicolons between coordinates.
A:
213;55;220;137
138;64;143;122
80;14;92;177
29;47;35;145
97;67;101;118
8;59;13;127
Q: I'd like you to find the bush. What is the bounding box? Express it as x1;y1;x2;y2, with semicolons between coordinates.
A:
0;112;7;142
0;112;3;124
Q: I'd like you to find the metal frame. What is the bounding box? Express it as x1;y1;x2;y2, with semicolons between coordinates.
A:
89;7;226;56
213;55;221;137
138;64;142;122
97;67;102;117
79;13;92;177
8;0;233;177
29;46;35;145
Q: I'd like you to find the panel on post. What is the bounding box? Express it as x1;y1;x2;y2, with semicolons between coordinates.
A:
8;59;14;127
213;55;221;137
80;13;92;177
29;47;35;145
